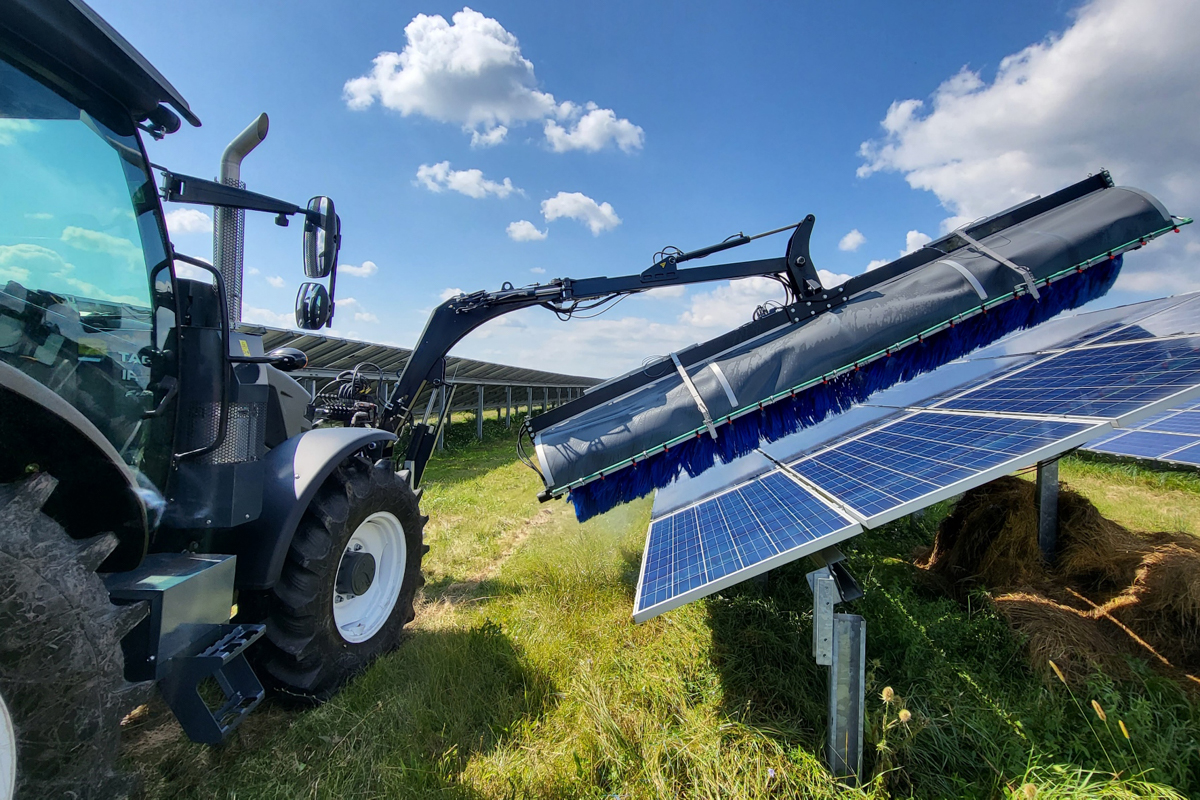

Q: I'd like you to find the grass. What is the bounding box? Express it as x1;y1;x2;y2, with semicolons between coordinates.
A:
122;421;1200;799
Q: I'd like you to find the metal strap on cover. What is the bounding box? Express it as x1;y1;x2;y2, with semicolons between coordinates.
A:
671;352;718;440
936;259;988;300
956;229;1041;300
708;361;739;406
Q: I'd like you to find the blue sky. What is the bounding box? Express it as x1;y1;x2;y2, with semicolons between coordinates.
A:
91;0;1199;378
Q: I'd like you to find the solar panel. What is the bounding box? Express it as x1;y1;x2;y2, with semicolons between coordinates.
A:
1083;399;1200;467
787;413;1103;526
634;293;1200;622
633;471;861;622
930;337;1200;422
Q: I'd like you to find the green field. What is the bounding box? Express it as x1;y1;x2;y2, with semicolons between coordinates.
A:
124;416;1200;799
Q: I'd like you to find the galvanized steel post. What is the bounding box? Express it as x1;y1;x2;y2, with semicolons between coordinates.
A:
1036;459;1059;561
476;385;484;440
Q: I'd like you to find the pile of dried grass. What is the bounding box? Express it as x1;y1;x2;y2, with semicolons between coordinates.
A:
918;476;1200;686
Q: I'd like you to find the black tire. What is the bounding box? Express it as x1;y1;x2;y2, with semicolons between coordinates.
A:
250;457;426;702
0;473;150;799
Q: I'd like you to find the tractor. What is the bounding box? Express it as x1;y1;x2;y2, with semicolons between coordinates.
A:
0;2;427;796
4;2;1180;798
0;2;827;794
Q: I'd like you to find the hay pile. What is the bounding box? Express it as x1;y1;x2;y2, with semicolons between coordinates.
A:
917;476;1200;686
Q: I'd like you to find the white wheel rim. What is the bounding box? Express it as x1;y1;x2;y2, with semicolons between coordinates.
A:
332;511;407;643
0;687;16;800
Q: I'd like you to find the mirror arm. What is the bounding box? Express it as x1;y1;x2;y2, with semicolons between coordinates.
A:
325;247;338;328
160;170;302;218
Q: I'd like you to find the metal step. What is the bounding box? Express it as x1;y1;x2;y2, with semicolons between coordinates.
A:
158;623;266;744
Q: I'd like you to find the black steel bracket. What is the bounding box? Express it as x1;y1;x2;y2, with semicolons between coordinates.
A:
785;215;823;298
159;170;310;220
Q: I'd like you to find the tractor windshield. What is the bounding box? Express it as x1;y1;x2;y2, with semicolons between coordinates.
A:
0;59;177;486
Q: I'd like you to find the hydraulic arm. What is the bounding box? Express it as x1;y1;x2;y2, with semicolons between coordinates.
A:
381;215;832;483
378;170;1132;489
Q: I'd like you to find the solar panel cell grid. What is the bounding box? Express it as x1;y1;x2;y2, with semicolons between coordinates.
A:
935;337;1200;420
790;413;1094;521
1146;410;1200;435
1166;442;1200;467
1087;431;1197;459
716;488;780;565
635;472;858;619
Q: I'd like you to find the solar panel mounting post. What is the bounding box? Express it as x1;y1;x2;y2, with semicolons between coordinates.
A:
807;564;866;784
477;385;485;440
1036;459;1060;561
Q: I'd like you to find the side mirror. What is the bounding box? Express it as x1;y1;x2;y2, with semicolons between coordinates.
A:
303;196;339;278
295;282;331;330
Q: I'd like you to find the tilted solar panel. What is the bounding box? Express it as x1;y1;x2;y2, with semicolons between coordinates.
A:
787;413;1103;526
634;472;860;622
931;337;1200;422
1083;400;1200;467
633;293;1200;622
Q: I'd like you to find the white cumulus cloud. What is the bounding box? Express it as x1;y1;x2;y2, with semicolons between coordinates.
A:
242;305;295;328
440;287;465;301
354;310;380;323
470;125;508;148
541;192;620;235
680;277;787;329
530;266;546;274
340;260;378;277
164;208;213;235
903;230;932;255
507;220;548;241
416;161;517;198
343;7;642;153
857;0;1200;236
266;275;285;288
818;269;852;287
544;104;644;153
838;229;865;252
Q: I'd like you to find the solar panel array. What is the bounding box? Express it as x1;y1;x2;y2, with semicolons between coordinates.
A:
1083;399;1200;468
241;324;600;390
633;293;1200;622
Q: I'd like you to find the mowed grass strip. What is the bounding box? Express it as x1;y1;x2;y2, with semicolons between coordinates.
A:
124;421;1200;799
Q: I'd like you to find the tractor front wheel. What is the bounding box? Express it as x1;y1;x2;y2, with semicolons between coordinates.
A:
250;456;426;701
0;474;149;799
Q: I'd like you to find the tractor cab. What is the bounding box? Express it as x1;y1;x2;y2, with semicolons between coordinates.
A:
0;56;179;490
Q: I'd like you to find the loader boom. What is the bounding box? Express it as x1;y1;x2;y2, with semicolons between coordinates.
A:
382;215;834;482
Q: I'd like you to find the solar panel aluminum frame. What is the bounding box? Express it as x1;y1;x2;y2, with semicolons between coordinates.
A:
631;472;862;623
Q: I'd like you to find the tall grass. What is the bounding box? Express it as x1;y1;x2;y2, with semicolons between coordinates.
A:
122;435;1200;798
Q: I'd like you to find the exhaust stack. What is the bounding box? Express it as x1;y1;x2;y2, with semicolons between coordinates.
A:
213;113;269;327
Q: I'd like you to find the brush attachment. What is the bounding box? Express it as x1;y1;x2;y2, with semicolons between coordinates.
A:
568;256;1122;522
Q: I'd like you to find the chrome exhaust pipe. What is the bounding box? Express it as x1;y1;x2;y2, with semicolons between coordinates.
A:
213;113;268;327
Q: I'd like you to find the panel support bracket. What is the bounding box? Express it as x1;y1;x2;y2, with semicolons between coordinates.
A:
806;561;865;784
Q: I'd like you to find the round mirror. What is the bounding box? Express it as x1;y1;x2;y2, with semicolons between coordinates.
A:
303;196;339;279
295;282;331;329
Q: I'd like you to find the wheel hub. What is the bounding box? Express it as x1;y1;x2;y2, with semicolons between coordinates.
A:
331;511;407;644
335;550;377;597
